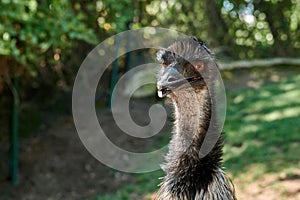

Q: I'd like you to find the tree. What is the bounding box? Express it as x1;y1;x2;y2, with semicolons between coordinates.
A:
0;0;98;185
0;0;97;92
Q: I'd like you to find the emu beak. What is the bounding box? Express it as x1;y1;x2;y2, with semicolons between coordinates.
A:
157;66;202;98
157;66;183;98
157;86;172;98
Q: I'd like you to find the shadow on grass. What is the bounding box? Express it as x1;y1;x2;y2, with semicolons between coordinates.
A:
223;73;300;178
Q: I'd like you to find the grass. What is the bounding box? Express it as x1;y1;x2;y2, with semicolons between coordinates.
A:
223;73;300;177
93;72;300;200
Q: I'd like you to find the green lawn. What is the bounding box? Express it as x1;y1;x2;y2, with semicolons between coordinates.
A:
223;72;300;179
94;72;300;200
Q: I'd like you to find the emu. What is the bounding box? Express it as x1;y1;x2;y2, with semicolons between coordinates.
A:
155;37;237;200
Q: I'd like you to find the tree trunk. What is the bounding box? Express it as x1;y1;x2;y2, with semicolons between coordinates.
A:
219;57;300;70
203;0;232;46
257;0;292;57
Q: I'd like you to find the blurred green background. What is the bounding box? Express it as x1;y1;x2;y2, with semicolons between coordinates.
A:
0;0;299;200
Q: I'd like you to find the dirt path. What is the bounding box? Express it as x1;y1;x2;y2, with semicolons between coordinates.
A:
235;173;300;200
1;115;127;200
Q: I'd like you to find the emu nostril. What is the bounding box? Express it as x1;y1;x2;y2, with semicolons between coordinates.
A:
167;77;176;83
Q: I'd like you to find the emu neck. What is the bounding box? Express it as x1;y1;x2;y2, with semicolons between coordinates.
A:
158;86;227;198
170;87;211;159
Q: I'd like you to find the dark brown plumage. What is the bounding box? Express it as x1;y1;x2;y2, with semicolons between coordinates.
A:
155;37;236;200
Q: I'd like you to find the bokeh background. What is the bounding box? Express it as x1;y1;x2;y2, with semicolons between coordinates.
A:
0;0;299;199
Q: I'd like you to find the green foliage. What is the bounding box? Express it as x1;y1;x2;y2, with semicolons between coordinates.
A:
0;0;97;75
144;0;300;58
221;0;300;58
1;0;299;81
94;0;299;58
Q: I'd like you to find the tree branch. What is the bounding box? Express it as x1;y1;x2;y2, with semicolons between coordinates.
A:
218;57;300;70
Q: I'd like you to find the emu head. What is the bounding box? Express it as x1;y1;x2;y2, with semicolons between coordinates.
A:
156;37;214;98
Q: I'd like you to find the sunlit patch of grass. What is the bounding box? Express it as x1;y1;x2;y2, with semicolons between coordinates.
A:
223;73;300;178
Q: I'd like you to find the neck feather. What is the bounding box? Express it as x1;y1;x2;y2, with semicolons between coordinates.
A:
156;86;236;199
168;86;214;160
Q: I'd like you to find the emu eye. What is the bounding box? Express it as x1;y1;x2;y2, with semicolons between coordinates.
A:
162;61;168;67
194;61;204;72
